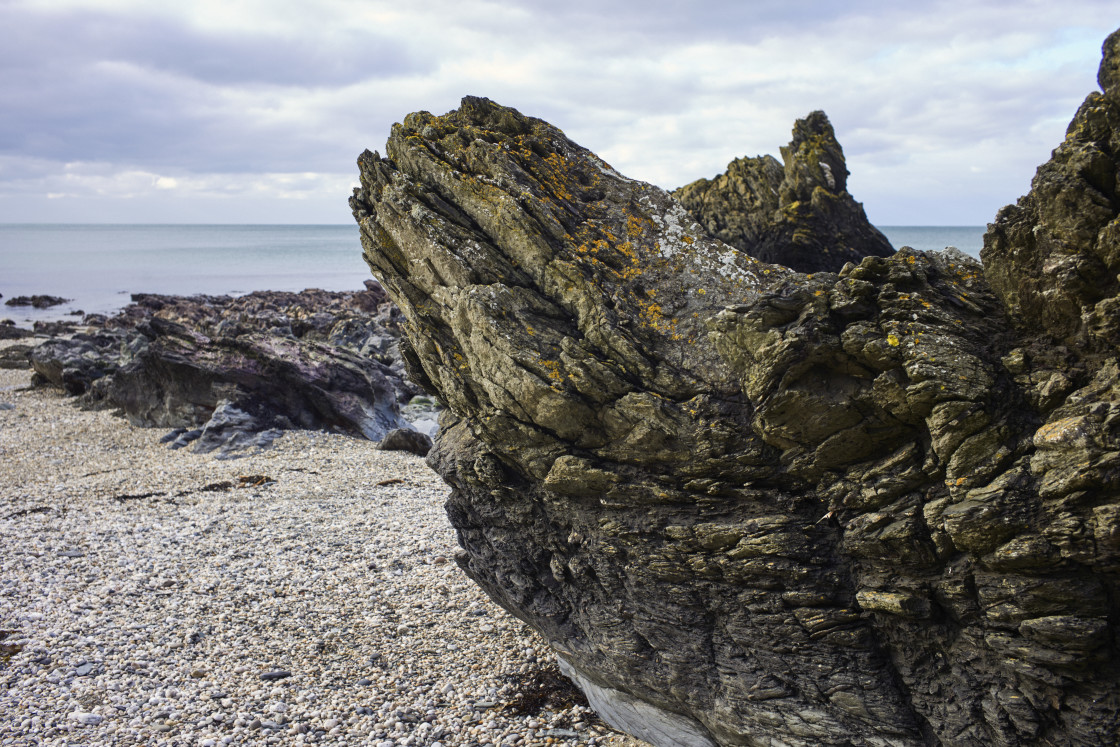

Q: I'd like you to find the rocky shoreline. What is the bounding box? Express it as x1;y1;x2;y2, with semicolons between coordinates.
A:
10;285;439;459
0;339;645;746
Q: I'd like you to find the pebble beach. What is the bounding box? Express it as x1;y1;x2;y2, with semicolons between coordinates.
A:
0;341;644;747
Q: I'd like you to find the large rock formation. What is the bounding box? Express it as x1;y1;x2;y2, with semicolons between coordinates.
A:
673;111;895;273
28;287;426;455
350;33;1120;747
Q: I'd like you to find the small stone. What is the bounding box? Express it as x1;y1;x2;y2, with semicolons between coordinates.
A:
357;678;372;686
190;668;207;678
74;662;94;676
70;712;103;725
260;670;292;681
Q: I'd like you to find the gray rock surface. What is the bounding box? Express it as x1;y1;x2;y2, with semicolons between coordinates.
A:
673;111;894;273
28;287;425;453
351;36;1120;746
377;427;433;457
558;657;717;747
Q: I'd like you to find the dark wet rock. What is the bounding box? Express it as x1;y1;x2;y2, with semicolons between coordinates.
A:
169;429;203;450
352;76;1120;747
27;286;424;454
674;111;894;273
105;317;408;443
0;321;33;340
377;427;433;456
159;427;187;444
32;319;78;336
4;294;70;308
29;329;138;395
982;27;1120;361
0;343;33;369
259;670;291;681
191;400;282;458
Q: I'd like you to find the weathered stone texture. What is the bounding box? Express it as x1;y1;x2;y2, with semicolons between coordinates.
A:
351;32;1120;747
673;111;895;273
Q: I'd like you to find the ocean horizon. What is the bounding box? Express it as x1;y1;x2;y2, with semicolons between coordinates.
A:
0;223;986;327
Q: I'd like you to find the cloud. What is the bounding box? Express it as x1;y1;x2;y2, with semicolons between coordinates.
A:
1;0;1118;224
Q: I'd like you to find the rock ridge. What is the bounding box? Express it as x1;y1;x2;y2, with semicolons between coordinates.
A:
673;110;894;273
351;36;1120;747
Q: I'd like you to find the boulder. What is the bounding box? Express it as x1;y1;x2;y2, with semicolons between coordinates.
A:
674;111;894;273
28;287;427;453
351;59;1120;747
377;427;433;456
106;317;407;442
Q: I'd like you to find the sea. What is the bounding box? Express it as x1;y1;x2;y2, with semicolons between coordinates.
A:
0;224;986;328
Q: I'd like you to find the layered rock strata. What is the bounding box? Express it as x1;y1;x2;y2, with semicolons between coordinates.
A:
351;35;1120;747
28;287;425;455
673;111;894;273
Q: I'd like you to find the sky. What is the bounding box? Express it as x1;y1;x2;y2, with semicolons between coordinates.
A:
0;1;1116;226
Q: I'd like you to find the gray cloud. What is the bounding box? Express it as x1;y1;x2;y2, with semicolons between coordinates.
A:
1;0;1117;224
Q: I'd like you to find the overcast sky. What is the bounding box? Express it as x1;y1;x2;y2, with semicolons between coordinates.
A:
1;0;1116;225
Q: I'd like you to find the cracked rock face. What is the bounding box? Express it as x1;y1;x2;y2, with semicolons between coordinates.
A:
673;110;895;274
351;33;1120;746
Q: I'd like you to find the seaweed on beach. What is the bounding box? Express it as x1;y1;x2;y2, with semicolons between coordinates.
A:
196;475;274;493
502;661;592;717
3;506;52;519
113;491;166;502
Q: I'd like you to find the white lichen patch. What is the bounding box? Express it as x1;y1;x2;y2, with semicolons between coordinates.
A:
820;161;835;190
591;155;638;184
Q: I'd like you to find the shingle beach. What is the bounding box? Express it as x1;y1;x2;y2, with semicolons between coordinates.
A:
0;342;644;746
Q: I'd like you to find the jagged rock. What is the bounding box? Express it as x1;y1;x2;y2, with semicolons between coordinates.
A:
4;294;70;308
674;111;894;273
105;317;407;440
377;427;433;456
982;28;1120;357
30;329;139;395
191;400;283;458
28;287;424;452
352;62;1120;747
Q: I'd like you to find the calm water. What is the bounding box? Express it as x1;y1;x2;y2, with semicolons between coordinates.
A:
0;224;986;327
1;224;371;326
878;226;986;257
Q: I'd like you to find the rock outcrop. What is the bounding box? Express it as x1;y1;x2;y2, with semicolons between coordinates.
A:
673;111;894;273
351;32;1120;747
28;287;430;456
4;294;70;308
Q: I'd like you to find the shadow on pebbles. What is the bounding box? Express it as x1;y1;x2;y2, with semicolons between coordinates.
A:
0;354;646;746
